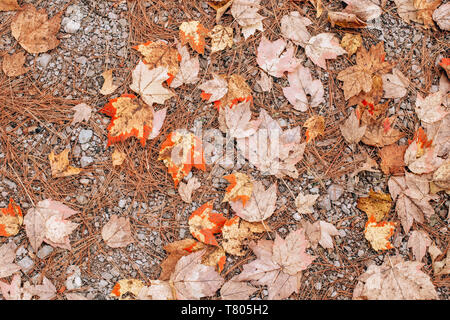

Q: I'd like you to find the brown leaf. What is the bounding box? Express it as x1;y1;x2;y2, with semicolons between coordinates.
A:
48;149;82;178
295;192;319;215
178;176;201;203
382;68;409;99
222;172;253;205
99;69;119;95
361;116;405;147
304;115;325;142
305;33;346;69
101;215;134;248
328;11;367;28
208;0;234;23
221;216;267;256
179;21;209;54
414;0;442;28
220;276;257;300
340;33;362;56
110;279;144;300
0;0;20;11
2;51;29;77
407;230;432;262
343;0;383;21
357;190;393;222
340;110;367;144
210;25;233;53
433;161;450;190
11;4;61;54
379;144;408;175
415;91;448;124
111;149;126;166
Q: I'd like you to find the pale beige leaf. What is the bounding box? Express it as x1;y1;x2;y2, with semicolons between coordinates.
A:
432;3;450;30
0;242;20;278
210;25;233;53
224;101;261;138
407;230;432;262
343;0;382;21
231;0;264;39
394;0;419;23
382;68;409;99
65;293;88;300
280;11;312;47
101;215;134;248
256;71;272;92
0;274;33;300
111;149;126;166
137;280;174;300
99;69;119;95
32;277;56;300
340;110;367;144
305;33;346;69
256;36;300;78
295;192;319;215
198;73;228;102
71;103;92;126
220;276;257;300
170;41;200;88
415;91;448;124
48;149;82;178
178;176;201;203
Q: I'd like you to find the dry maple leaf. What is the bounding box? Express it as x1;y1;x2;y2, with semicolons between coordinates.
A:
256;36;300;78
11;4;61;54
210;25;233;53
158;130;206;187
357;190;393;222
301;220;340;249
111;279;144;300
217;74;253;109
256;71;272;92
0;0;20;11
0;199;23;237
295;192;319;215
432;161;450;190
220;275;258;300
231;0;264;39
188;202;227;246
379;144;408;175
48;149;82;178
382;68;409;98
340;33;362;56
170;41;200;88
101;215;134;248
340;109;367;144
199;73;228;103
350;151;380;178
201;245;227;273
283;65;324;112
343;0;383;21
415;91;448;124
303;115;325;142
337;42;392;100
0;274;56;300
208;0;234;23
99;69;119;95
71;103;92;126
414;0;442;28
280;11;313;47
229;181;277;222
408;230;432;262
137;280;174;300
328;11;367;28
361;116;405;147
305;33;346;70
364;216;396;251
394;0;419;23
24;199;79;252
404;128;443;174
221;216;266;256
223;100;261;139
133;40;180;84
178;176;201;203
2;51;29;77
428;244;450;275
353;255;438;299
170;249;225;300
432;3;450;30
111;149;126;166
0;242;20;278
222;172;253;206
99;94;167;147
179;21;209;54
388;172;437;233
129;61;175;107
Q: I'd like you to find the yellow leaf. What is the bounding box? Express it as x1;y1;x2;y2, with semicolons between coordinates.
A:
222;172;253;206
110;279;144;300
364;216;396;251
303;115;325;142
48;149;81;178
340;33;362;56
179;21;209;54
357;190;393;222
210;25;233;53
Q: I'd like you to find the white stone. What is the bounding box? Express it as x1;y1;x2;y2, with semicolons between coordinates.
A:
18;256;34;271
78;129;93;144
64;19;81;33
37;245;53;259
80;156;93;168
36;53;52;68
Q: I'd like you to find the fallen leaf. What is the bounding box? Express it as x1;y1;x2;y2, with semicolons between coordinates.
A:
24;199;79;252
394;0;419;23
415;91;448;124
0;199;23;237
305;33;346;69
223;101;260;139
158;130;206;187
0;274;33;300
328;11;367;28
217;74;252;109
379;144;408;175
414;0;442;28
170;249;224;299
11;4;61;54
222;172;253;205
229;181;277;222
130;61;175;107
343;0;383;21
295;192;319;215
348;75;384;107
99;69;119;95
210;25;233;53
408;230;432;262
208;0;234;23
382;68;410;99
280;11;313;47
303;115;325;142
137;280;174;300
101;215;134;248
71;103;92;126
361;116;405;147
309;0;324;17
201;245;227;273
432;161;450;190
100;94;167;146
350;151;380;178
357;190;392;222
2;51;29;77
340;33;362;56
65;293;88;300
110;279;144;300
178;176;201;203
353;256;438;299
439;57;450;78
170;41;200;88
364;216;396;251
188;202;227;246
111;149;126;166
48;149;82;178
340;109;367;144
283;65;324;112
221;216;266;256
256;71;272;92
432;3;450;30
256;36;300;78
428;244;450;275
179;21;209;54
305;220;340;249
423;113;450;157
0;0;20;11
0;242;20;278
404;128;443;174
32;277;57;300
230;0;264;39
220;275;258;300
199;73;228;103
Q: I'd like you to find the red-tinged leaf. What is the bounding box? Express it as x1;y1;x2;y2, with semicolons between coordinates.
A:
364;216;396;251
179;21;209;54
188;202;227;246
0;198;23;237
222;172;253;206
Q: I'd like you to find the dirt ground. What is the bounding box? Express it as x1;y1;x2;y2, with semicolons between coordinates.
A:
0;0;448;300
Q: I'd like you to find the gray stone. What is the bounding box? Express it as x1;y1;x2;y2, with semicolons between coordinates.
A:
79;129;93;144
18;256;34;271
75;56;88;65
328;184;344;201
80;156;93;167
36;54;52;68
37;245;53;259
118;199;127;208
63;18;81;33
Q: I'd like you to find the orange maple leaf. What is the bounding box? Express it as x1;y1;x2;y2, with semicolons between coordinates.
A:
188;202;227;246
158;131;206;187
179;21;209;54
222;172;253;206
0;198;23;237
364;216;396;251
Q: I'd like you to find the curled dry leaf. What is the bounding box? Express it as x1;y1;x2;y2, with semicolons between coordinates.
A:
99;69;119;95
340;33;362;56
0;242;20;278
357;190;392;222
71;103;92;126
340;109;367;144
305;33;346;70
303;115;325;142
0;199;23;237
111;149;126;166
101;215;134;248
11;4;61;54
48;149;82;178
230;0;264;39
221;216;266;256
179;21;209;54
158;130;206;187
283;65;324;112
408;230;432;262
2;51;29;77
379;144;408;175
222;172;253;205
210;25;233;53
382;68;409;99
327;11;367;28
364;216;396;251
229;181;277;222
353;256;438;300
343;0;383;21
295;192;319;215
178;176;201;203
256;36;300;78
280;11;313;47
0;0;20;11
432;3;450;30
100;94;167;147
188;202;227;246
